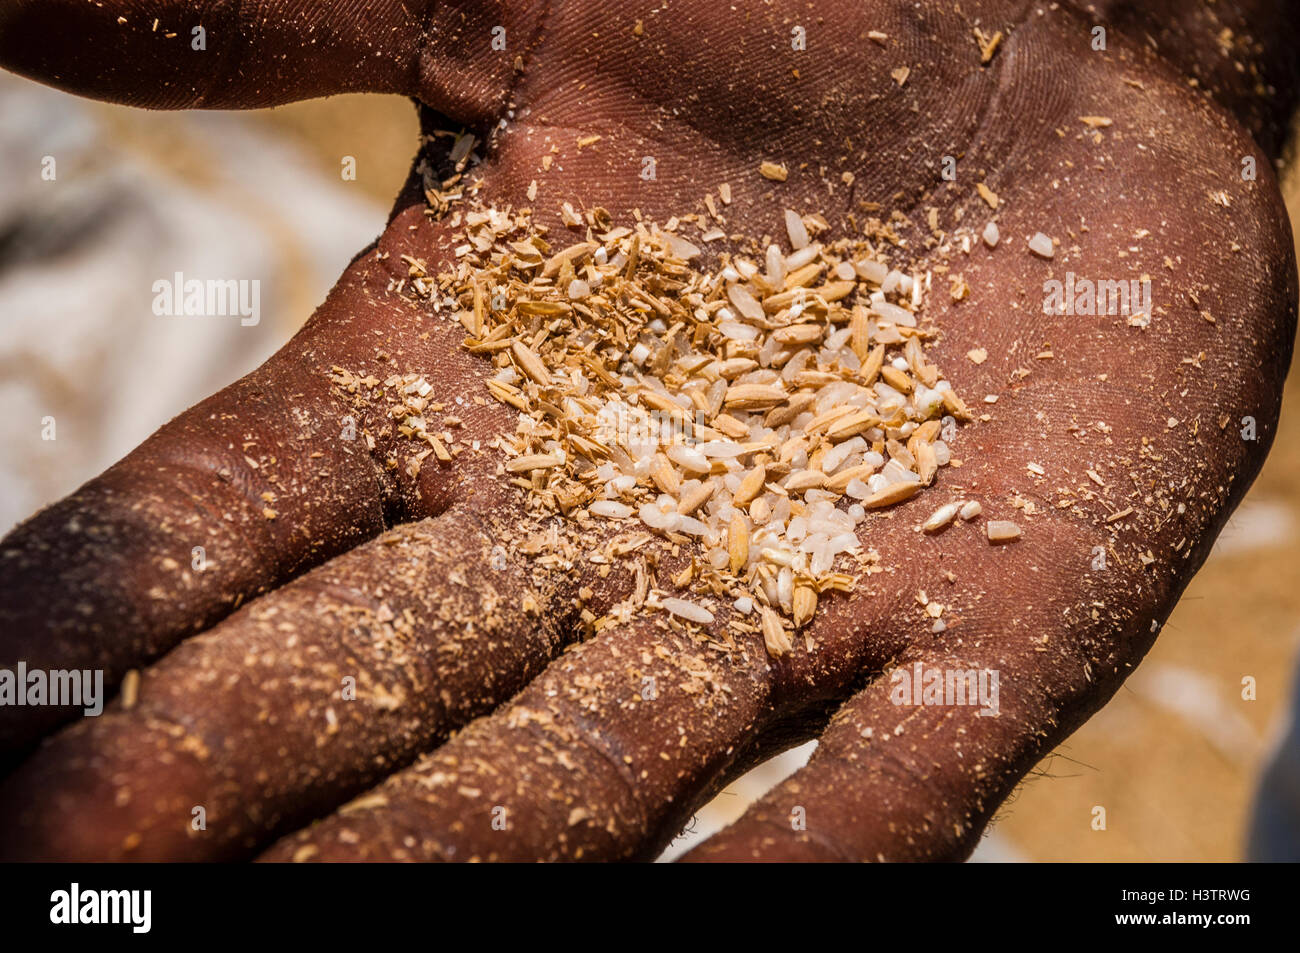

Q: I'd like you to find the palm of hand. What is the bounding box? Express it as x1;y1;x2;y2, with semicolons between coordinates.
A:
0;0;1293;861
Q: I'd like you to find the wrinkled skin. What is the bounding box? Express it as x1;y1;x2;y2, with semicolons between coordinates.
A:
0;0;1296;861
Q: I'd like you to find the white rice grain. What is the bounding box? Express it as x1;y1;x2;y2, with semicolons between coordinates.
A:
766;245;786;286
922;502;959;533
987;519;1021;542
727;283;765;323
667;444;711;474
590;500;633;519
1028;232;1054;258
786;243;820;270
661;598;714;624
855;258;888;283
872;301;917;327
785;209;810;250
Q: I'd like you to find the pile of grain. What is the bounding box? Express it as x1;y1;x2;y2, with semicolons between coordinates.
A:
402;200;974;654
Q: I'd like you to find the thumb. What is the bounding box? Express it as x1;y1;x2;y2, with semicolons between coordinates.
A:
0;0;535;117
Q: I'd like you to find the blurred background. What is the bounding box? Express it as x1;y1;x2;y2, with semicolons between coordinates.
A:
1;71;1296;861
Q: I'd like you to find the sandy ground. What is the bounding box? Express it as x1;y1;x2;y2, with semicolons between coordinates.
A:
3;85;1296;861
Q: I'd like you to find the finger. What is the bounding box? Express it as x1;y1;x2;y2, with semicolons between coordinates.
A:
682;661;1052;862
0;199;505;755
0;1;541;116
0;504;579;861
679;529;1125;862
256;558;916;863
258;620;764;862
0;0;418;107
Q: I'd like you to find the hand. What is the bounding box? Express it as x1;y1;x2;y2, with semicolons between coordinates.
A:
0;0;1294;861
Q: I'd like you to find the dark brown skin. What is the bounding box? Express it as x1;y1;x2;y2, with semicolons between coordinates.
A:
0;0;1295;861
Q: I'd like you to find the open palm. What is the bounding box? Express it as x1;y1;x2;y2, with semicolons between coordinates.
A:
0;0;1295;861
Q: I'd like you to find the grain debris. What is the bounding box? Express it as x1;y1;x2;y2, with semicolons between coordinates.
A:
986;520;1021;543
1028;232;1055;258
761;607;793;658
387;190;974;649
922;502;960;533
